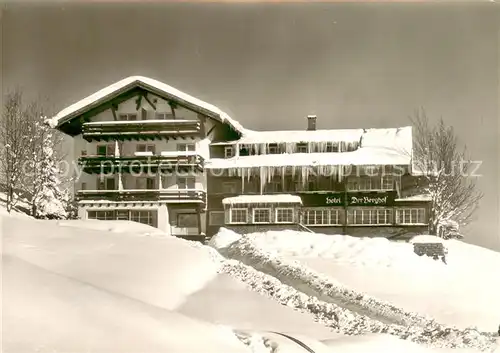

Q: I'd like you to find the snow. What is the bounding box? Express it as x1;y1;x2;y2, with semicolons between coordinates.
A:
161;150;199;156
49;219;167;236
134;151;154;156
395;194;432;202
48;76;246;134
222;194;303;205
236;128;364;145
211;229;500;335
206;148;411;170
3;206;499;353
410;235;446;244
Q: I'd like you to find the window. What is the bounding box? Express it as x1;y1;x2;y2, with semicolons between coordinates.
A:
177;176;196;189
297;143;308;153
97;177;116;190
130;210;155;226
118;113;137;121
224;146;234;158
303;209;341;226
381;176;394;190
116;210;129;220
268;144;279;154
177;213;198;228
396;208;426;225
325;142;339;152
88;210;115;220
136;177;155;189
222;182;237;194
266;179;283;193
96;144;115;156
276;208;294;224
155;112;175;120
347;208;393;225
81;182;87;190
229;208;248;224
209;211;225;226
177;143;196;152
136;144;155;153
253;208;271;224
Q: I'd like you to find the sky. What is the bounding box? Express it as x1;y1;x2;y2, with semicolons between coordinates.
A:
1;3;499;250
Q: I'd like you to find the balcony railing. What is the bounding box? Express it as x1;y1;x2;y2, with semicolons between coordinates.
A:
78;154;204;173
76;189;206;203
82;120;201;142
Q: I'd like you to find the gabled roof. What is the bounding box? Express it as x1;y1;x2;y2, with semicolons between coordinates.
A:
48;76;246;135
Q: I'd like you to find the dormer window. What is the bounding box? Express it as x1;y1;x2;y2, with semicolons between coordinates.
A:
224;146;235;158
118;113;137;121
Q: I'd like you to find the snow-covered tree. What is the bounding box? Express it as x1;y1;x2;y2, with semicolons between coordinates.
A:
0;90;31;212
410;108;483;239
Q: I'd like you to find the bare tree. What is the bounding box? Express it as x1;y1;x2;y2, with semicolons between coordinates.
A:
410;108;483;239
0;90;31;212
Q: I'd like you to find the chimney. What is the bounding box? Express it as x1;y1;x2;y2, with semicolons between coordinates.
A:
307;115;317;131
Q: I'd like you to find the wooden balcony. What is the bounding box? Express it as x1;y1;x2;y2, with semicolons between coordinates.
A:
82;120;201;142
78;154;204;174
76;189;206;203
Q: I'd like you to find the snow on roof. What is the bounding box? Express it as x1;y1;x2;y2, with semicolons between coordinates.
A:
207;147;411;169
222;194;303;205
84;119;195;125
235;129;364;145
49;76;246;134
395;194;432;202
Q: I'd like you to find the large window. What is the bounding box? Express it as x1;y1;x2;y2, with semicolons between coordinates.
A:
229;208;248;224
297;143;308;153
88;210;115;220
303;209;341;226
347;208;393;225
275;208;294;224
209;211;225;226
396;208;426;225
130;211;155;226
88;210;156;227
253;208;271;224
177;213;198;228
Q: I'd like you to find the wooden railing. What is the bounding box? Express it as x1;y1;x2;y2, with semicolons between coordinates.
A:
82;120;201;141
76;189;206;203
78;154;204;173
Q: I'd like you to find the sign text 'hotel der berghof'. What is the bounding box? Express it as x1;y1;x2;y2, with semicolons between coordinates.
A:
299;191;396;207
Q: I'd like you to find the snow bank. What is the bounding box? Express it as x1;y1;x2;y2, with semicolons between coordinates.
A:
210;229;497;351
208;227;243;250
51;219;166;236
3;216;220;311
410;235;446;244
233;230;443;269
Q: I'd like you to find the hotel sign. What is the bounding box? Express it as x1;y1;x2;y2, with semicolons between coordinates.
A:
299;191;396;207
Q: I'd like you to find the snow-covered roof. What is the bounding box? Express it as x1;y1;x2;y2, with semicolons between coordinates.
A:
222;194;303;205
48;76;246;134
395;194;432;202
234;129;364;145
207;147;411;169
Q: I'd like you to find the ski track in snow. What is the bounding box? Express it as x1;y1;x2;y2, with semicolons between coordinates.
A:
198;239;498;352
